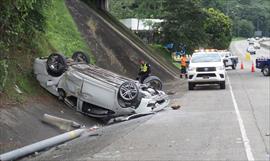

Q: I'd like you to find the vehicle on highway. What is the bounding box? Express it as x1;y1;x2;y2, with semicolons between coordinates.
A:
248;38;255;45
34;52;169;118
218;50;238;70
254;42;261;49
247;45;256;55
256;57;270;76
187;51;226;90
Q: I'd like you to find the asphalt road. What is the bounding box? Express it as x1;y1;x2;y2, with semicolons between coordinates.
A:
26;41;269;161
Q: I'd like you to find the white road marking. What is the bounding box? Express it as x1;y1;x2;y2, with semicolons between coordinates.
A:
227;75;255;161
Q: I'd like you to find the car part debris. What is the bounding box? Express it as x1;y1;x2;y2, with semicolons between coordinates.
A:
107;112;155;124
0;129;85;161
171;105;181;110
14;85;23;94
167;90;176;95
42;114;81;131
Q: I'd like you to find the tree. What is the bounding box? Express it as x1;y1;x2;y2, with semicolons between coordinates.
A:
234;19;255;37
161;0;208;54
204;8;232;49
0;0;50;51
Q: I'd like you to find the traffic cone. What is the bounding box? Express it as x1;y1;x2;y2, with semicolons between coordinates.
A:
251;62;255;72
240;61;244;70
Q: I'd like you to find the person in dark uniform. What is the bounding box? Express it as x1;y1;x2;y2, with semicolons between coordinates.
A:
137;60;151;83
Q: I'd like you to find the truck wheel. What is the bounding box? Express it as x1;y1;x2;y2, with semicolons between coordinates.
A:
188;82;194;90
220;81;226;89
72;51;90;64
119;81;139;102
262;66;270;76
46;53;67;77
143;76;163;90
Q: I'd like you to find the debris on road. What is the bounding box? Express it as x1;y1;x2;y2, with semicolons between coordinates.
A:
167;90;176;95
42;114;81;131
170;99;182;110
107;112;155;125
171;104;181;110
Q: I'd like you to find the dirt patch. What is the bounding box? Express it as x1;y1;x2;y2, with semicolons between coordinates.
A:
0;94;102;154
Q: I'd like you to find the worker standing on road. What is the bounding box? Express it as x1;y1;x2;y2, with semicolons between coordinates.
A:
180;54;188;78
137;60;151;83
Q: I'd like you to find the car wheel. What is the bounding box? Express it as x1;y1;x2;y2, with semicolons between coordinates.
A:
188;82;194;90
143;76;163;90
119;81;139;102
72;51;90;64
232;63;236;70
262;66;270;76
46;53;67;77
220;81;226;89
58;89;66;101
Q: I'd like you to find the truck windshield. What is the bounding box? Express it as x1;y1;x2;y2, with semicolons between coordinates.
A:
191;53;221;63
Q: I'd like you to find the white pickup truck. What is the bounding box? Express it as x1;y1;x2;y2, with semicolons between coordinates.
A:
188;52;226;90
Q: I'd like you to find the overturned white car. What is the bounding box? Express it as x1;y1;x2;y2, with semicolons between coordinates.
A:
34;52;169;118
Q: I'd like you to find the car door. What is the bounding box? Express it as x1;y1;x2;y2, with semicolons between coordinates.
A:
80;78;116;110
64;70;83;96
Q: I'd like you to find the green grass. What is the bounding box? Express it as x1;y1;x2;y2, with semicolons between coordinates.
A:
232;37;246;41
44;0;94;63
149;44;181;69
1;0;94;102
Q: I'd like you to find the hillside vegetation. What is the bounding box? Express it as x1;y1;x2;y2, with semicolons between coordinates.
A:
109;0;270;53
0;0;92;102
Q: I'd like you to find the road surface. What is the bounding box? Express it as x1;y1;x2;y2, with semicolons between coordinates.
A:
26;41;270;161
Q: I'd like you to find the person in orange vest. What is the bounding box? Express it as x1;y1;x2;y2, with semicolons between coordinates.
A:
180;54;188;78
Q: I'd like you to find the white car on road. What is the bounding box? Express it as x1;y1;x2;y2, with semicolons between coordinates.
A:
187;52;226;90
247;45;256;55
34;52;169;118
218;50;238;69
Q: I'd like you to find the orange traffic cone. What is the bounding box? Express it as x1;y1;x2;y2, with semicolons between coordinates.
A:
251;62;255;72
240;61;244;70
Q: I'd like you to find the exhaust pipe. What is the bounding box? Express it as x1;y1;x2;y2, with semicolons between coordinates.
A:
0;129;85;161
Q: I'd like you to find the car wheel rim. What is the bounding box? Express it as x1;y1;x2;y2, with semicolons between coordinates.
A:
119;82;138;101
263;68;269;75
148;80;162;90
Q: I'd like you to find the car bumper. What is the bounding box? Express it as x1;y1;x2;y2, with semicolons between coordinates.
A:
135;93;170;114
188;71;225;83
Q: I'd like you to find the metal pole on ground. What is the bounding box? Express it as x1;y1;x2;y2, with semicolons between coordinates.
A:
0;129;85;161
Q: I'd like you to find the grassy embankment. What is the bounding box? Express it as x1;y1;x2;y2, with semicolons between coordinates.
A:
0;0;92;102
150;44;181;69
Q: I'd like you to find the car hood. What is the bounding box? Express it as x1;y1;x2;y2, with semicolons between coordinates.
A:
189;62;223;68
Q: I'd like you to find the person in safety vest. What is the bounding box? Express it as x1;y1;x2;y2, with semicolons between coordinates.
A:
180;54;188;78
137;60;151;83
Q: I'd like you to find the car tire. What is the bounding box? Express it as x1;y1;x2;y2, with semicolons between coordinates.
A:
232;63;236;70
220;81;226;89
262;66;270;76
188;82;194;90
46;53;67;77
119;81;139;102
143;76;163;90
72;51;90;64
58;89;66;101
